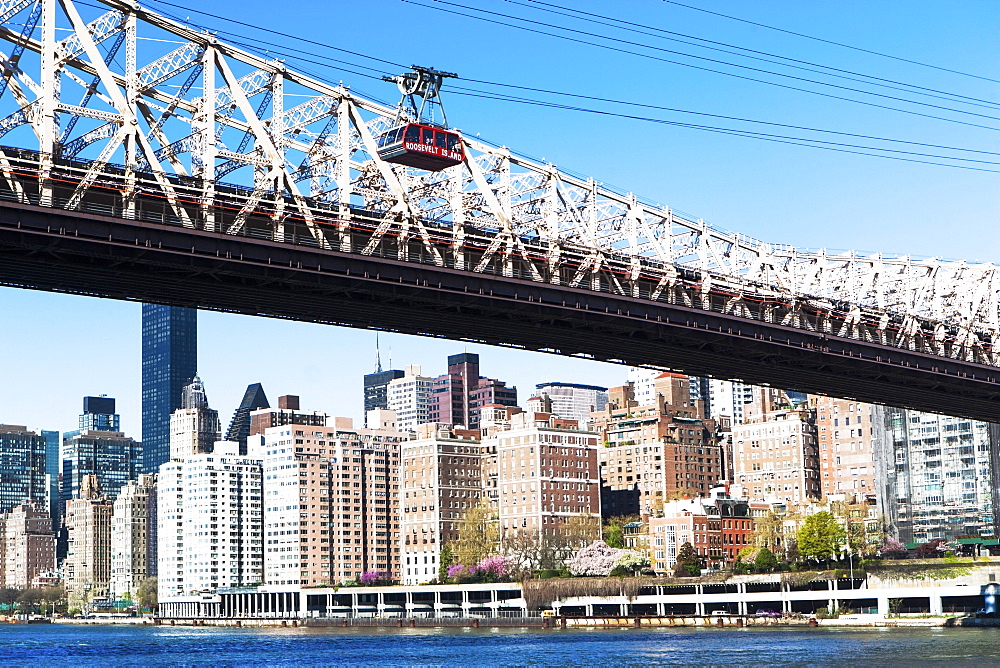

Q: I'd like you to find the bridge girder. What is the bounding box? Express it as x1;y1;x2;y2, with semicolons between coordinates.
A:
0;194;997;422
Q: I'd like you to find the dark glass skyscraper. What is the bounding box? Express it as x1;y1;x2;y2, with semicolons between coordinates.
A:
225;383;269;455
0;425;48;514
141;304;197;473
363;369;404;421
80;395;120;432
42;429;60;531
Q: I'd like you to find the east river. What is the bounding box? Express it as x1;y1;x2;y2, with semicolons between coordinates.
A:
2;624;999;666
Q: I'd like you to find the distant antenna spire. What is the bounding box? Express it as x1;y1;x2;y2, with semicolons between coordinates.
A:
375;333;383;373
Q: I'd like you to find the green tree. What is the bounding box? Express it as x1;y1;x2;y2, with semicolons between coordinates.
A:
754;546;779;573
797;512;846;563
602;515;639;549
0;587;18;611
16;588;42;614
452;500;500;566
732;546;756;574
136;577;158;612
438;544;454;582
674;541;703;577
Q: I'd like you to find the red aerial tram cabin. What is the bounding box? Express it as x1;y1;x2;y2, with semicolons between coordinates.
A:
377;122;464;171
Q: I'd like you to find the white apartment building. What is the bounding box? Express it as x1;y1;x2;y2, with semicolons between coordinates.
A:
708;379;754;424
157;441;263;598
387;365;434;433
627;368;659;407
110;474;157;598
733;403;820;504
876;409;1000;544
534;382;608;426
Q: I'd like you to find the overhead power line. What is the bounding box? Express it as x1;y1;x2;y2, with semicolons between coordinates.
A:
661;0;1000;85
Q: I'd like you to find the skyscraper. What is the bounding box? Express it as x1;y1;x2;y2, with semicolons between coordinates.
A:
225;383;270;454
64;475;113;606
0;425;48;514
364;370;405;422
812;396;878;501
875;409;1000;544
533;382;609;425
158;442;262;597
111;474;157;598
80;396;120;432
42;429;60;531
61;429;144;506
168;375;221;460
591;374;722;513
732;388;820;504
428;353;518;430
387;365;433;432
262;411;405;586
142;305;197;473
362;336;404;426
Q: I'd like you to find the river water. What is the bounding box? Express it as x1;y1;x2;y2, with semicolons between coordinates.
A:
1;623;998;666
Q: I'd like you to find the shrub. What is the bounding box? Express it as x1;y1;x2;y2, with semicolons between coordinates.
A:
613;551;650;576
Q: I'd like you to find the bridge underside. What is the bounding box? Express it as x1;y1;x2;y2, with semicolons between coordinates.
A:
0;199;997;422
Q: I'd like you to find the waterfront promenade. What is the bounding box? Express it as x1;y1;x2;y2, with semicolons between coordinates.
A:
158;561;1000;625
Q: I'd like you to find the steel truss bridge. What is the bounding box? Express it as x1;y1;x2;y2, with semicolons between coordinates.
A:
0;0;996;421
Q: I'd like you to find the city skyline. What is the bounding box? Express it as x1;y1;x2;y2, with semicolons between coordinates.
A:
0;0;995;438
0;290;634;440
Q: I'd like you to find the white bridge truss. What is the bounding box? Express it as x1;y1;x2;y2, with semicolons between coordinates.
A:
0;0;996;368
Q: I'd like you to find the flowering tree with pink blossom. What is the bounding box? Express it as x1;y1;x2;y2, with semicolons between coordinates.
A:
879;537;908;558
358;570;392;586
444;556;515;583
474;555;513;581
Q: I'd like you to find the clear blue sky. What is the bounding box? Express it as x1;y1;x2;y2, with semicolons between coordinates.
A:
1;0;997;437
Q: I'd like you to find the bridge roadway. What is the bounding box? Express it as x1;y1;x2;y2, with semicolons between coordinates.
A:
0;188;997;423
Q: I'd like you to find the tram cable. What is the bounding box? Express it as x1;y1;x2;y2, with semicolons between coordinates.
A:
509;0;1000;111
122;0;1000;171
405;0;1000;130
660;0;1000;85
454;79;1000;157
450;89;1000;173
138;0;1000;158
